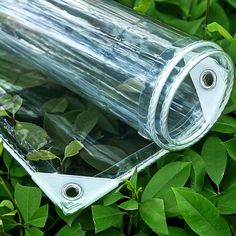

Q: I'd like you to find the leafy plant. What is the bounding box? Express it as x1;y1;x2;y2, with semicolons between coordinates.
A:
27;140;84;173
0;0;236;235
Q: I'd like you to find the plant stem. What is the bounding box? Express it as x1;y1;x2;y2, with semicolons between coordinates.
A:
44;217;61;234
60;160;65;174
127;213;134;236
230;223;236;236
0;171;8;175
204;0;210;39
0;177;24;236
188;0;195;20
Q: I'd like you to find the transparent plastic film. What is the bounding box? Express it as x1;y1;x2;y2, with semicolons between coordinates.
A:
0;0;233;150
0;0;234;214
0;47;165;213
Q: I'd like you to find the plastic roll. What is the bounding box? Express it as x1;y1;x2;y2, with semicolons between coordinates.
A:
0;0;234;150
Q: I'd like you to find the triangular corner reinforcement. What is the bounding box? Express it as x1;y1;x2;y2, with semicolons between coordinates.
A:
31;172;120;215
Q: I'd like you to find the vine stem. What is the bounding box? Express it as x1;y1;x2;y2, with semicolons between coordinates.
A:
0;176;24;236
204;0;210;39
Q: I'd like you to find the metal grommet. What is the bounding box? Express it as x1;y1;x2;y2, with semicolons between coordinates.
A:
62;183;82;200
200;70;217;89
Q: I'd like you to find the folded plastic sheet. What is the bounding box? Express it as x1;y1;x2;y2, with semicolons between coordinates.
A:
0;0;234;214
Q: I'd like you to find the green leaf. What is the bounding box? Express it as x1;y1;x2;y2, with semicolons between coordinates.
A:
55;207;81;227
75;109;99;138
118;199;138;211
156;0;192;16
230;70;236;104
228;35;236;64
25;227;44;236
15;122;48;150
27;150;60;161
80;145;127;171
14;184;42;223
9;161;27;178
130;168;138;191
92;205;124;233
212;115;236;133
0;94;23;117
191;0;214;19
173;187;231;236
2;217;20;232
117;78;145;93
221;157;236;189
14;71;46;90
2;150;13;172
0;107;9;117
223;138;236;161
43;113;72;145
209;3;230;30
97;112;119;135
183;149;206;192
56;224;85;236
0;200;14;211
139;198;168;235
96;228;125;236
2;210;17;217
133;234;148;236
207;22;233;40
64;140;84;159
160;190;179;218
154;10;204;34
0;142;3;156
62;110;83;123
28;204;48;227
142;162;191;201
76;208;94;231
103;190;124;206
226;0;236;8
160;227;187;236
0;177;14;198
42;97;68;113
171;18;204;35
134;0;155;14
11;95;23;118
217;184;236;214
201;136;228;187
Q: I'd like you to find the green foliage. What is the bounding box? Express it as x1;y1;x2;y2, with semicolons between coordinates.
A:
92;205;125;233
14;184;48;228
0;0;236;235
202;136;228;188
80;145;127;171
64;140;84;159
0;94;23;118
27;150;60;161
42;97;69;114
55;224;85;236
207;22;233;40
142;162;191;201
74;108;99;138
15;122;48;150
173;187;231;236
139;198;168;235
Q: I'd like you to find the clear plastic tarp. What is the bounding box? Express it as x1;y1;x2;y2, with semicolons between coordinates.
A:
0;0;233;214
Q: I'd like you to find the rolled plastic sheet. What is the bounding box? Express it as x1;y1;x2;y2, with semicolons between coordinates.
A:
0;0;234;214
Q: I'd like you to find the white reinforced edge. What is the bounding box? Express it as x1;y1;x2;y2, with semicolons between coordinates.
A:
160;50;233;146
147;41;223;150
0;134;168;214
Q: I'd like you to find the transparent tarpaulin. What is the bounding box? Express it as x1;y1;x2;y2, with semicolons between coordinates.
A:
0;0;234;214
